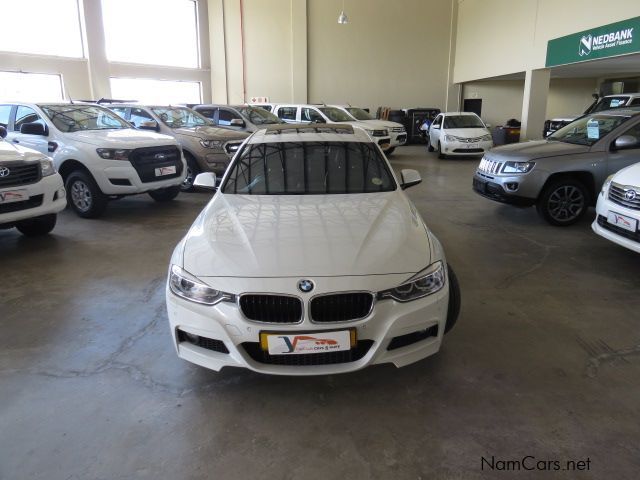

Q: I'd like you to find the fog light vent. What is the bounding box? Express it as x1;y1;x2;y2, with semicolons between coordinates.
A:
505;182;519;191
387;325;439;351
177;329;229;354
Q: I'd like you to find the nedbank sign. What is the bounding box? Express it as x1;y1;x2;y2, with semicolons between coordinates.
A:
546;17;640;67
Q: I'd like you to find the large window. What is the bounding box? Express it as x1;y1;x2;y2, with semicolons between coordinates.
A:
0;72;64;102
0;0;83;58
102;0;199;68
110;78;201;104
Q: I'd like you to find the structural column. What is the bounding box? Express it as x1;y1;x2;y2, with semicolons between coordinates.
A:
290;0;308;103
82;0;111;99
520;68;550;141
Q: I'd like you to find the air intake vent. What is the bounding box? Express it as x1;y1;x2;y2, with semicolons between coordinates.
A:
239;294;303;323
310;292;374;322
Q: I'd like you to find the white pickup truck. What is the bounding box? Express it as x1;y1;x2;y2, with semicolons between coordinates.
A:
0;103;185;218
0;126;66;236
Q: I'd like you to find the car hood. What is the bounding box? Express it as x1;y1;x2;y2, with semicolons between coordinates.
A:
66;129;177;147
173;125;249;141
443;127;490;138
613;162;640;186
486;140;590;161
0;140;47;162
183;191;431;278
359;119;404;130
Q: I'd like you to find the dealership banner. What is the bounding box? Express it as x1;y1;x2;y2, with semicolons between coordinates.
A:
546;16;640;67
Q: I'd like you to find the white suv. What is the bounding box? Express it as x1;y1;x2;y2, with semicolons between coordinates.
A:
593;162;640;253
331;105;407;154
0;126;66;236
272;104;393;153
0;103;185;218
166;124;461;375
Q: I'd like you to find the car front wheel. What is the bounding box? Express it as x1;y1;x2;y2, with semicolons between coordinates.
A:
181;154;199;192
149;185;181;202
438;141;446;159
444;264;461;334
536;179;588;226
15;214;57;236
66;171;108;218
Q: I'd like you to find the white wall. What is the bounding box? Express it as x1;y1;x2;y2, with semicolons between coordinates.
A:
461;80;524;127
454;0;640;83
546;78;598;118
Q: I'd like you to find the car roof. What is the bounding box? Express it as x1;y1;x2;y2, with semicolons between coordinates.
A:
248;124;371;144
441;111;478;116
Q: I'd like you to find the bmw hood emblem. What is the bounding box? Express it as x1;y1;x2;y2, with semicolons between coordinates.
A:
298;279;314;293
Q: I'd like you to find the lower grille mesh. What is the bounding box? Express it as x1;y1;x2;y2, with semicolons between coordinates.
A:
242;340;374;365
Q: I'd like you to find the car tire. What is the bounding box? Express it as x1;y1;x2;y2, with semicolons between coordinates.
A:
427;137;435;152
148;185;181;202
15;214;57;236
438;141;446;159
181;153;199;192
66;170;108;219
384;147;396;156
444;264;461;334
536;179;589;226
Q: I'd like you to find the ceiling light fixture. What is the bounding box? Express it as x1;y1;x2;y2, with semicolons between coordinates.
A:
338;0;349;24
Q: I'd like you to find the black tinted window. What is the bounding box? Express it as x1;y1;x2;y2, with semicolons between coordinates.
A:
277;107;297;120
218;109;241;125
197;108;215;119
222;141;396;195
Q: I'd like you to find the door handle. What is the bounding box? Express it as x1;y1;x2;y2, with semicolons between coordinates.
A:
12;139;19;143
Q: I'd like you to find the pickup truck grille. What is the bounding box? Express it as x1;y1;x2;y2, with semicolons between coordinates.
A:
0;194;43;214
129;146;182;183
239;294;303;323
478;158;503;175
310;292;374;322
391;126;405;133
0;162;41;188
609;183;640;211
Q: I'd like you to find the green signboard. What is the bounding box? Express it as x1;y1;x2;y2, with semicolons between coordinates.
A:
546;16;640;67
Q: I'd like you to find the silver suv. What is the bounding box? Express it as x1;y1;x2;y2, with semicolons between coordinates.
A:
473;109;640;226
108;104;249;190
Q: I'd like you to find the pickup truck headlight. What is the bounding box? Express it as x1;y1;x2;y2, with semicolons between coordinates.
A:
502;161;535;174
602;174;615;194
377;261;445;302
39;158;55;177
169;265;234;305
96;148;131;160
200;139;224;149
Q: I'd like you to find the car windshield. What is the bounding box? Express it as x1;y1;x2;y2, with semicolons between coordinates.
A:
40;104;130;132
236;106;283;125
319;107;353;122
590;96;630;113
222;141;396;194
548;114;631;146
443;115;485;128
150;107;210;128
346;107;373;121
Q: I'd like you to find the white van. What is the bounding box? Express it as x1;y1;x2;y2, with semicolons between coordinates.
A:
0;103;185;218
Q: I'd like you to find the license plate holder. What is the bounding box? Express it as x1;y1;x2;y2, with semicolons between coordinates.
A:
0;189;29;204
260;329;356;355
607;210;638;232
154;166;177;177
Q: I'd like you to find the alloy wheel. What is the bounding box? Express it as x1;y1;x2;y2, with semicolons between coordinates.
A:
71;180;92;213
547;185;585;222
182;165;195;190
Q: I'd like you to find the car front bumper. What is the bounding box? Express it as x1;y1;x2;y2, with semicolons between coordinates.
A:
166;273;450;375
389;130;407;147
472;173;536;207
592;191;640;253
0;173;66;225
442;140;493;156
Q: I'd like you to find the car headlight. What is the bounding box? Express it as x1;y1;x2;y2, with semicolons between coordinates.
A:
169;265;234;305
444;135;456;142
200;139;224;149
377;261;445;302
39;158;55;177
502;161;535;174
96;148;131;160
481;134;493;141
602;174;615;194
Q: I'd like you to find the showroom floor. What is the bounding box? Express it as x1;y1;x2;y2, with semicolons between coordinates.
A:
1;146;639;480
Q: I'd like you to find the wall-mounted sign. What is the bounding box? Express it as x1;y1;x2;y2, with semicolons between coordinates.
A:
250;96;270;103
546;16;640;67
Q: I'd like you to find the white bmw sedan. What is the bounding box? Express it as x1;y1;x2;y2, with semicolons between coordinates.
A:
166;124;461;375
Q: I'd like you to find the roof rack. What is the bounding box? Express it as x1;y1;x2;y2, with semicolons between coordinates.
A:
264;124;355;135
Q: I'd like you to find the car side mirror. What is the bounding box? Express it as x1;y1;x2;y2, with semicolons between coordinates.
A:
613;135;639;150
194;172;217;191
230;118;245;127
400;169;422;190
432;124;440;130
139;120;160;132
0;126;6;139
20;122;47;136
